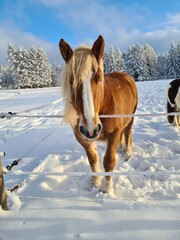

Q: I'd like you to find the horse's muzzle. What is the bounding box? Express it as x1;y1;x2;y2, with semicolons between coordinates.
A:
79;123;102;140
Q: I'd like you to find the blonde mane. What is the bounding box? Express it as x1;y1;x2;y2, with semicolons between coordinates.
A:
61;45;103;126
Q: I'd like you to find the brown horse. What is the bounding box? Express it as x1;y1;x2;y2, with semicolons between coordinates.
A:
59;35;138;193
167;79;180;127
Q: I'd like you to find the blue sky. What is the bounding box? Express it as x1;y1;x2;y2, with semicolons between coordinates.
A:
0;0;180;63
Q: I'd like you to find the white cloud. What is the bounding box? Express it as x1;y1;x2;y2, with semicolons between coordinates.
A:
34;0;180;53
166;13;180;26
58;2;139;32
143;28;180;53
50;1;145;51
0;21;61;64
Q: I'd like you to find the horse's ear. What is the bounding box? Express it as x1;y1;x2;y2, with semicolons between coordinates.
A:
59;39;73;63
92;35;105;63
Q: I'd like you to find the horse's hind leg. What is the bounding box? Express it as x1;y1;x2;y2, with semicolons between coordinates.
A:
120;118;134;161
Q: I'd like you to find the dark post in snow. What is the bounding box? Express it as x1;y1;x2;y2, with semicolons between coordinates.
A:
0;152;8;210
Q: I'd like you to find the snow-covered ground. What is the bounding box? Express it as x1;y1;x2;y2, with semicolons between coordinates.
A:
0;80;180;240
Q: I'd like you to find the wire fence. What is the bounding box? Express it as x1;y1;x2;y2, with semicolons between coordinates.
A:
1;98;180;181
1;111;180;119
0;98;63;119
0;93;180;120
5;170;180;177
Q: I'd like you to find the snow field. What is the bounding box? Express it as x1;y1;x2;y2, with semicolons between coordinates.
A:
0;80;180;239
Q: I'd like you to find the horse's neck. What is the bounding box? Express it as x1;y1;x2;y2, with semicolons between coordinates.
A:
100;77;117;114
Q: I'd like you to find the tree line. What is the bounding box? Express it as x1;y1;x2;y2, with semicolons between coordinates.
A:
104;42;180;81
0;41;180;89
0;44;62;89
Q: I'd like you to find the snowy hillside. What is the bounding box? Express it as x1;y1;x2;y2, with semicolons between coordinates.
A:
0;80;180;240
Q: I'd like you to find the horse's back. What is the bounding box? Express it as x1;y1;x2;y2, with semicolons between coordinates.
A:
105;72;137;92
105;72;134;84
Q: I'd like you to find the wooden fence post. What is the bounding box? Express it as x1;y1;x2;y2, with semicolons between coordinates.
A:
0;152;8;210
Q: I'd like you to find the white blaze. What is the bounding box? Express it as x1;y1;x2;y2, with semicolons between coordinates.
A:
167;84;180;109
175;86;180;109
82;71;95;134
166;84;175;108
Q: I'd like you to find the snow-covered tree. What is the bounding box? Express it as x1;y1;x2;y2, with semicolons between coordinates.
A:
156;53;168;79
51;62;62;86
5;44;53;89
103;51;110;74
125;45;134;78
143;44;157;80
0;64;13;89
8;44;31;88
7;43;17;88
28;46;38;88
24;46;52;88
126;44;147;81
108;45;116;73
126;43;157;81
35;48;52;88
113;48;125;72
165;42;180;79
16;46;30;88
103;47;125;74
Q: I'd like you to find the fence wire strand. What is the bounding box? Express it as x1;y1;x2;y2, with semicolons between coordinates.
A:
1;111;180;119
5;170;180;177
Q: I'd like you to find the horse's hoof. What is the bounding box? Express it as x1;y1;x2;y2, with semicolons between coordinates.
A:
100;178;114;194
122;153;131;162
91;176;101;188
99;186;115;195
99;187;109;194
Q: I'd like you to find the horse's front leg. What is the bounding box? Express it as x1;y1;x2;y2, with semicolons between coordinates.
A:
101;130;120;193
85;142;102;188
73;129;101;188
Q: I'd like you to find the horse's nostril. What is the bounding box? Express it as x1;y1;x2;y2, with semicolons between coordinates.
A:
97;123;102;132
93;124;102;138
79;125;85;135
